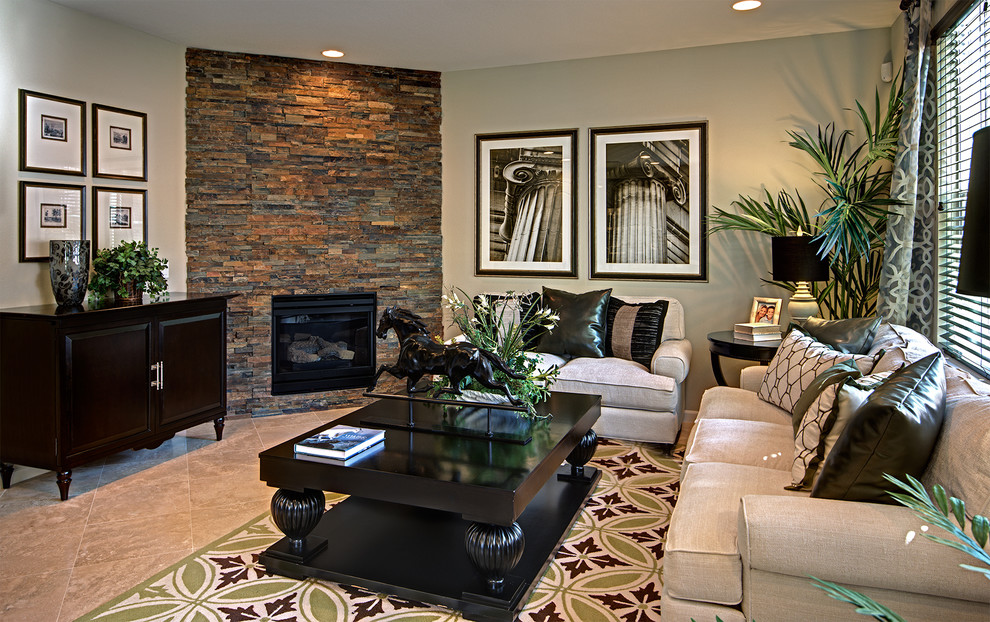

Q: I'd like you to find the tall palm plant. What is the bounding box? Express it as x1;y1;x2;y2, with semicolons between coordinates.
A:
710;80;903;319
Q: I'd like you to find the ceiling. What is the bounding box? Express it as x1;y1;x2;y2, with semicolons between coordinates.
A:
50;0;902;72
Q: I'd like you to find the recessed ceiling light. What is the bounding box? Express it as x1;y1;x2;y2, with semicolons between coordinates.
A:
321;49;344;58
732;0;762;10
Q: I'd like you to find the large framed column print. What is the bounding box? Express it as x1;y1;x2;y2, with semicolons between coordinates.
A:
476;129;577;277
590;122;708;281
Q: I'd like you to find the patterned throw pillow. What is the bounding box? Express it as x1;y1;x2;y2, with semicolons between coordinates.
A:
603;297;669;368
789;370;891;490
758;328;877;413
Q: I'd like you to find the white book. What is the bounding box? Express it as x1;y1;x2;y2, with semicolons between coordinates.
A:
294;425;385;459
733;322;783;335
733;331;782;342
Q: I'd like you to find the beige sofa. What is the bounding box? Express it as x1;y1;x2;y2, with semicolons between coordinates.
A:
661;323;990;621
531;295;691;447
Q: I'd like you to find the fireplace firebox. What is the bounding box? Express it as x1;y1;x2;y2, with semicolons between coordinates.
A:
271;293;377;395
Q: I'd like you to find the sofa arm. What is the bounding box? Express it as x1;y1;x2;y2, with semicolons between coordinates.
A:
651;338;691;384
738;494;990;604
739;365;767;392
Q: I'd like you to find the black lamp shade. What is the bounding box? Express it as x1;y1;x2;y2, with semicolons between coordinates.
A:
957;127;989;297
771;236;830;282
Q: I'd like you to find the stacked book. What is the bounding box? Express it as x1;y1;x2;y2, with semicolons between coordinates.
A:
733;322;782;342
294;425;385;462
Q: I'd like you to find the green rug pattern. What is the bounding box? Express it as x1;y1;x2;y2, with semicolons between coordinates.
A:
76;438;681;622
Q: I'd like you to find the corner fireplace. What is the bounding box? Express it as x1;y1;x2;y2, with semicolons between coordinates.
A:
271;292;377;395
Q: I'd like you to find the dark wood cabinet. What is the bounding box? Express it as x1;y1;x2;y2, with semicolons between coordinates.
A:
0;293;234;500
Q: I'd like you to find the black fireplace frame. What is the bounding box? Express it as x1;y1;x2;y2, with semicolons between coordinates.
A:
270;292;377;395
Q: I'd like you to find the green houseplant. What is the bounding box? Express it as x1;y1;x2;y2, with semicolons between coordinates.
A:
89;240;169;304
709;80;903;319
437;290;560;414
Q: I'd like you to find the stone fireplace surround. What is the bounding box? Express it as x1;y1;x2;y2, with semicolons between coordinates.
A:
184;48;442;417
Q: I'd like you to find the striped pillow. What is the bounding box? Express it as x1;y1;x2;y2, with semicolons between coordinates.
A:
604;298;669;367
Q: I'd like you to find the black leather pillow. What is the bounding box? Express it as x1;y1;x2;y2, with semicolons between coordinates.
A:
801;316;882;354
604;297;669;367
535;288;611;358
811;351;946;504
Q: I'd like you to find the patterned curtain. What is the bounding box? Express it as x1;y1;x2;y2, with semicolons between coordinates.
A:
878;0;939;336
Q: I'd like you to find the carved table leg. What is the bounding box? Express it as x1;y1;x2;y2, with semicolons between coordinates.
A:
565;429;598;479
213;417;225;441
268;488;328;563
464;521;525;595
0;463;13;489
56;469;72;501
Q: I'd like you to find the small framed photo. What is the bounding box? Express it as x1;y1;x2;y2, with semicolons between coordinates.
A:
93;187;147;250
19;90;86;175
19;181;86;262
590;121;708;280
476;129;578;277
93;103;147;180
750;297;782;325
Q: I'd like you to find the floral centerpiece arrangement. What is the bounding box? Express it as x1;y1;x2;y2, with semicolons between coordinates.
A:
436;290;560;413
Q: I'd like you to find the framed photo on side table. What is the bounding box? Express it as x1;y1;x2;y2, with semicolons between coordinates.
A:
590;122;708;280
19;90;86;175
93;103;147;180
476;129;577;277
93;187;147;250
19;181;86;262
750;297;782;325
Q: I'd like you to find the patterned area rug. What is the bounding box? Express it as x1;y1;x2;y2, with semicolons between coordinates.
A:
75;438;681;622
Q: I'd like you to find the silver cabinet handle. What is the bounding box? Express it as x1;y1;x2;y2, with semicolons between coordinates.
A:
151;362;162;389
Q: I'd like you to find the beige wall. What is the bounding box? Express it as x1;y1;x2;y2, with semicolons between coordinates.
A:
0;0;186;309
441;28;892;410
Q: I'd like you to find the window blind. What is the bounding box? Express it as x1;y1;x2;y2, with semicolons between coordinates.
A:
935;0;990;378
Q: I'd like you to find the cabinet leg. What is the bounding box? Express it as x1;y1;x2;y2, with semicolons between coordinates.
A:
1;463;12;489
56;470;72;501
565;429;598;479
464;521;525;595
213;417;225;441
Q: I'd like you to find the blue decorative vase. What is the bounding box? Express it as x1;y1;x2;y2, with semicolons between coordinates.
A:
49;240;90;307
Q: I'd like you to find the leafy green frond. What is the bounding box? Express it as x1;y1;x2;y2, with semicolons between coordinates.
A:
810;578;906;622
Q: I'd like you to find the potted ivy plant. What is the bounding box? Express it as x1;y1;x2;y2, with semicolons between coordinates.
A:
89;240;168;305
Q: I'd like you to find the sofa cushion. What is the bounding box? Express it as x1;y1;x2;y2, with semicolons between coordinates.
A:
696;386;790;426
923;376;990;518
665;462;807;606
604;297;668;367
684;418;792;471
868;322;940;365
813;352;946;504
534;287;611;358
758;328;877;413
801;316;882;354
554;356;676;411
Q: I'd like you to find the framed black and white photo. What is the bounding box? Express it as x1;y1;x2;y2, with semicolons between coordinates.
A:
590;122;708;280
19;90;86;175
93;187;147;250
93;104;147;180
19;181;86;262
476;129;577;277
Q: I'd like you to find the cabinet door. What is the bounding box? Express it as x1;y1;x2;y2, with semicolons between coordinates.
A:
64;322;153;455
157;311;225;428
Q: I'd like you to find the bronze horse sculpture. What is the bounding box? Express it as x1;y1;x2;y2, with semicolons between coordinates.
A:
369;306;525;405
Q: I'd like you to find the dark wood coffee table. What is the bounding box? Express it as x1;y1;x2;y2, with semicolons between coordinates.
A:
258;391;601;622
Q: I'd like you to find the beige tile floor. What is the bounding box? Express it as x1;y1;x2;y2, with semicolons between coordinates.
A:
0;409;352;622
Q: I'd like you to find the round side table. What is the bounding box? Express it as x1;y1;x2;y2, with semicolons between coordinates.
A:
707;330;782;386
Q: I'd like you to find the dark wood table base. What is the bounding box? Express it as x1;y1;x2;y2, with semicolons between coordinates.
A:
260;463;600;622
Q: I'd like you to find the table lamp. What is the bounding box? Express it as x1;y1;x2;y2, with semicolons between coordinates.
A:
957;127;989;297
771;235;830;324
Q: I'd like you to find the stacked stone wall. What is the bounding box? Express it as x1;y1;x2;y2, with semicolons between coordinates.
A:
185;48;442;416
